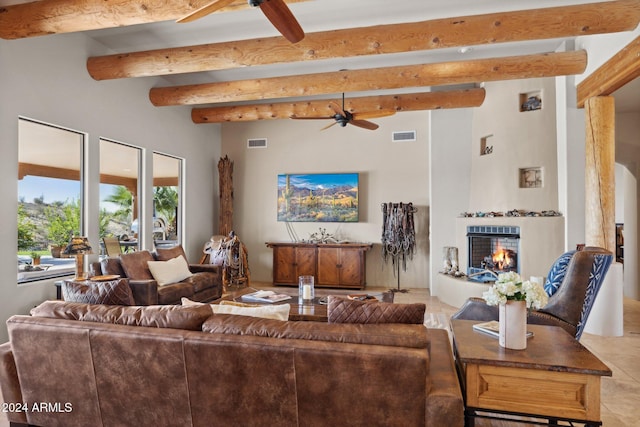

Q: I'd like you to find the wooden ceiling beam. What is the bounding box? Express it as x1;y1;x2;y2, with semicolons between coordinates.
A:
87;0;640;80
0;0;311;39
191;88;486;123
150;50;587;106
577;35;640;108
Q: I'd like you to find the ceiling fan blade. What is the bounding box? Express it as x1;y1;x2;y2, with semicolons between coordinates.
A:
352;110;396;120
350;120;379;131
258;0;305;43
320;121;339;131
329;101;346;117
177;0;236;23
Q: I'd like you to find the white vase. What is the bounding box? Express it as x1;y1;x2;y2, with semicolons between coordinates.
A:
499;300;527;350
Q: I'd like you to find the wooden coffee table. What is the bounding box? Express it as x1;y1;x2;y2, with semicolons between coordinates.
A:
451;319;612;427
215;287;328;322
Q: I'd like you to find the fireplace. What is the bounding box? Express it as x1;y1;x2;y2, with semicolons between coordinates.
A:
467;225;520;282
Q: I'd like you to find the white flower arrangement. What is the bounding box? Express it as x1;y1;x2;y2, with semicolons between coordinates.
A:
482;272;548;309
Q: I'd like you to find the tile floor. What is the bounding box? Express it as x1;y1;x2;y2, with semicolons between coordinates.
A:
1;285;638;427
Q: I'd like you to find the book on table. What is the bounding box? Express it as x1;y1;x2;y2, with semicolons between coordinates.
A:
472;320;534;339
241;290;292;304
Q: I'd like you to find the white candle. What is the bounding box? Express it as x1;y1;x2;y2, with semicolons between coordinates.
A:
303;284;312;299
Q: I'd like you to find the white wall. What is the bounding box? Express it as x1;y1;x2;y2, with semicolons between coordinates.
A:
221;111;430;289
0;34;221;342
469;78;559;212
616;112;640;299
429;108;473;292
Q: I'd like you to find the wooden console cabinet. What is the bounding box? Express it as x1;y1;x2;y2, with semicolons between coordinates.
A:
266;242;372;289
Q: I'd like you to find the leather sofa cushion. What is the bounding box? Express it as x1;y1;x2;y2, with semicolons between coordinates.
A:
119;250;155;280
183;272;217;293
202;314;429;349
155;244;187;262
99;257;126;277
62;279;135;306
327;295;426;324
30;300;212;330
157;283;195;305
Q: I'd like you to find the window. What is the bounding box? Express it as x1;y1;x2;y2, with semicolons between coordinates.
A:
17;118;85;283
152;152;182;248
99;139;141;255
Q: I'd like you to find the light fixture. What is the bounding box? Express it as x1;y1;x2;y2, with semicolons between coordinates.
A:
63;236;93;280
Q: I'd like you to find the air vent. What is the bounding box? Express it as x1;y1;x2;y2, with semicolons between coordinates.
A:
247;138;267;149
392;131;417;142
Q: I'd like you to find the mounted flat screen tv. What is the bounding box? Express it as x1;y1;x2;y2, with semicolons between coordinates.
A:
277;173;359;222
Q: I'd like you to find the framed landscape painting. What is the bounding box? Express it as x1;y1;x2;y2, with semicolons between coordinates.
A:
277;173;359;222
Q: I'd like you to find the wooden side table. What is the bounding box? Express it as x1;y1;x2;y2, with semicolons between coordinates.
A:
451;319;612;427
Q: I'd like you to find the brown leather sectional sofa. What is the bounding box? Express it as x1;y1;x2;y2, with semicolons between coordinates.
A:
90;245;223;305
0;301;464;426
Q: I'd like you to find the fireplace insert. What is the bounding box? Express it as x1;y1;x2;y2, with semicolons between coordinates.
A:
467;226;520;282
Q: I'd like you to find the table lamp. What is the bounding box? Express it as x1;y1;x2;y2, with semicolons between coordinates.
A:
63;236;93;280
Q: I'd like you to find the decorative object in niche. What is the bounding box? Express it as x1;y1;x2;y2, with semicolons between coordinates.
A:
480;134;494;156
520;91;542;112
277;173;359;222
519;167;543;188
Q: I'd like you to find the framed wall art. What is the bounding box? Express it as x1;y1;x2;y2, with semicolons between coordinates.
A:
277;173;359;222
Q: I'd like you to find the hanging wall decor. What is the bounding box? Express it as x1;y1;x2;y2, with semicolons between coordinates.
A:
381;202;417;292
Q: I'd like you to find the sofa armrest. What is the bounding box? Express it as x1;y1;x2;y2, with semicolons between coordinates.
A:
450;297;498;322
526;310;577;337
0;343;27;424
188;264;221;274
128;279;159;305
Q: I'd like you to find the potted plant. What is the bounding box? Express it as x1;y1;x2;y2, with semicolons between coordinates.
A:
30;251;41;266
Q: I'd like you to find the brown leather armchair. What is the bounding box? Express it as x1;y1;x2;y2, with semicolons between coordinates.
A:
451;246;613;340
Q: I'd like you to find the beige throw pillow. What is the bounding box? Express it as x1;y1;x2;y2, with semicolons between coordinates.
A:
182;297;290;321
147;255;193;286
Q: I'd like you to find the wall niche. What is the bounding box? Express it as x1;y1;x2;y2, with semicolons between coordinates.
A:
519;167;543;188
519;90;542;112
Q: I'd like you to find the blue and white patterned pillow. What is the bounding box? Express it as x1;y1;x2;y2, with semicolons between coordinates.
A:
544;250;577;296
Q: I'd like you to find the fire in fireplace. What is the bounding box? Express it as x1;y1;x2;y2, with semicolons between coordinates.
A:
467;226;520;282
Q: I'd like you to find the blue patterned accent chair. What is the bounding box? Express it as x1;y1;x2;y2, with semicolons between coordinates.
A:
451;246;613;340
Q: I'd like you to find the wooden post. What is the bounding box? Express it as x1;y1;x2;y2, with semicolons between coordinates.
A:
218;156;233;236
584;96;615;252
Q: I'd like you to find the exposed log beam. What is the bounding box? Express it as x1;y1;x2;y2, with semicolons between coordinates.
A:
150;50;587;106
577;35;640;108
0;0;311;39
191;88;486;123
88;0;640;81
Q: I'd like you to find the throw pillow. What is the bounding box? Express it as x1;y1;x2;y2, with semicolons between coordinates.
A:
147;255;193;286
544;250;576;296
119;250;155;280
61;279;135;306
182;297;290;321
327;296;425;324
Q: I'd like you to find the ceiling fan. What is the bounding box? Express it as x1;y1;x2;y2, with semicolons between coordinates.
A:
177;0;305;44
291;94;396;131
